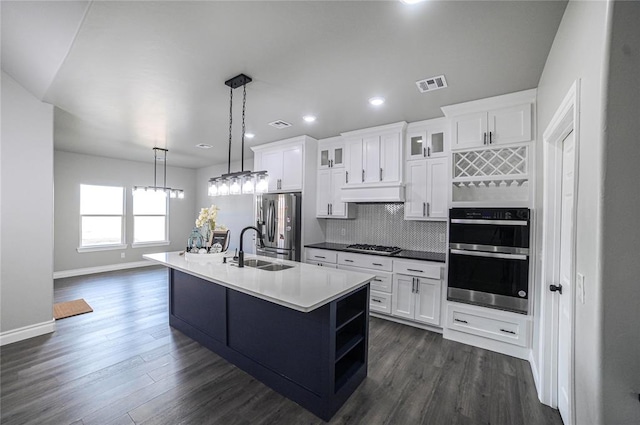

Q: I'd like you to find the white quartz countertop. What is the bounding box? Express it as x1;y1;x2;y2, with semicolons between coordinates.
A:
143;252;375;313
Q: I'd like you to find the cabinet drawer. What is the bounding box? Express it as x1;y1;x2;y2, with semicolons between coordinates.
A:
305;259;337;268
306;248;337;264
370;290;391;314
338;252;393;271
393;259;442;280
446;304;529;347
338;265;392;293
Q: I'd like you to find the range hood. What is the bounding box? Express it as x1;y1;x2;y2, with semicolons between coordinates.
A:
340;183;405;203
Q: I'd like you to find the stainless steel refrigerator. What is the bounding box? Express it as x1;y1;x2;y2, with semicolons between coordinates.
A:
256;192;301;261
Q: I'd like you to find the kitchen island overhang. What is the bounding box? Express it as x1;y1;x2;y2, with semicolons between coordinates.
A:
143;252;375;421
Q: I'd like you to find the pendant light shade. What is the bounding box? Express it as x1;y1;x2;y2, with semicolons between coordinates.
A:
208;73;268;196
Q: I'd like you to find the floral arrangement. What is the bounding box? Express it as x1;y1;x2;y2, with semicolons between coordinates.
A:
196;204;219;228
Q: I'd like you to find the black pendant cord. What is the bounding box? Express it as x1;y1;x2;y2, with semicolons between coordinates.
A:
228;86;233;175
241;83;247;172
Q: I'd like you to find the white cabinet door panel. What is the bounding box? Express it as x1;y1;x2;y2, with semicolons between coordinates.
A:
392;275;414;319
362;135;380;183
260;150;283;192
380;132;401;183
414;277;441;325
330;168;347;217
426;157;448;220
344;138;363;186
405;160;427;219
453;112;487;150
488;103;531;145
316;169;331;217
281;146;303;190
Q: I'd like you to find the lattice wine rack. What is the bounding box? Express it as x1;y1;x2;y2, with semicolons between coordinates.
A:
452;145;530;204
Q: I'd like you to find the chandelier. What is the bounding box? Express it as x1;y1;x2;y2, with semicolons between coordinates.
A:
208;74;268;196
133;147;184;198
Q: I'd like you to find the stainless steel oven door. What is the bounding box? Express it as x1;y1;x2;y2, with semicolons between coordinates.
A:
447;248;529;314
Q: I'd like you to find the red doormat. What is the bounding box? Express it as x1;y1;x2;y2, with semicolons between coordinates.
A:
53;299;93;320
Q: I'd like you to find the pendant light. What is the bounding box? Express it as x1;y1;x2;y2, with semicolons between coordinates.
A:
133;147;184;198
208;73;268;196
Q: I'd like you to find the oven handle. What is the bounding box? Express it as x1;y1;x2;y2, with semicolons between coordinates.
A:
449;243;529;255
450;219;528;226
450;249;528;261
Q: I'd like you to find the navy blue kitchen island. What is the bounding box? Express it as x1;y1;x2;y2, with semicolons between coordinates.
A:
144;252;375;421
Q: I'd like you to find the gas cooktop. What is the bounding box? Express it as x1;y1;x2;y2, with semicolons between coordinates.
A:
346;244;402;255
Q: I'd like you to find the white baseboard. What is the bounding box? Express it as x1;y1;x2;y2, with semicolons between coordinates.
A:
370;312;443;334
53;260;154;279
0;319;56;346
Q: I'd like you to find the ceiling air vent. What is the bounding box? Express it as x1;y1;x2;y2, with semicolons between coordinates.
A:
196;143;213;149
416;75;448;93
268;120;292;129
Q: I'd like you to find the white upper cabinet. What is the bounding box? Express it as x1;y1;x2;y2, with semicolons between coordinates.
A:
442;89;535;151
252;136;314;193
342;122;406;187
407;118;449;160
404;156;448;221
318;136;344;169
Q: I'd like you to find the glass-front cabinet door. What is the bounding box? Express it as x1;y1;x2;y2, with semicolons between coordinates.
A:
406;119;448;160
318;139;345;169
407;132;426;160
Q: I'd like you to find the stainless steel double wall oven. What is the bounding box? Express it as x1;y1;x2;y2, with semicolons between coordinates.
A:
447;208;531;314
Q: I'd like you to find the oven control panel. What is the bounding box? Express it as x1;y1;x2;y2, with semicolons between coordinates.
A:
449;208;529;221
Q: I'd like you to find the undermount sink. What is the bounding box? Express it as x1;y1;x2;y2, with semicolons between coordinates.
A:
241;258;294;272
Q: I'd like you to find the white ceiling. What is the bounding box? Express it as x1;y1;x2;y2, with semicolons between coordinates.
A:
1;1;567;169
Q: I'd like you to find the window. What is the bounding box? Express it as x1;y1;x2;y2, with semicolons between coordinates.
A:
79;184;125;249
133;190;168;245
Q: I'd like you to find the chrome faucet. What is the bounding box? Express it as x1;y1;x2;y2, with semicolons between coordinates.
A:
238;226;265;268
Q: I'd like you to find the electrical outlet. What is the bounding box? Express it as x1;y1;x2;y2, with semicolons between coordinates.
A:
341;228;346;236
439;233;446;243
121;252;126;259
576;273;585;304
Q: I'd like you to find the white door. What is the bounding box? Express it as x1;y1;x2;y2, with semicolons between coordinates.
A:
344;138;363;186
316;169;331;217
330;168;347;217
280;146;303;191
380;132;401;183
426;157;448;219
404;160;427;219
362;135;380;183
414;277;441;325
487;103;532;145
391;275;414;319
557;130;575;425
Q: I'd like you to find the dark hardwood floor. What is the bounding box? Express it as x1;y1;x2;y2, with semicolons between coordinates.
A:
1;266;562;425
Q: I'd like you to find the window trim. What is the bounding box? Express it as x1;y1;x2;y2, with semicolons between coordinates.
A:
78;185;126;250
132;191;170;245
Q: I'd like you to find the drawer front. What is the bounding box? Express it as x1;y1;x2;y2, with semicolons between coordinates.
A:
305;248;337;264
370;290;392;314
338;265;392;293
393;259;442;280
447;305;529;347
305;259;337;268
337;252;393;272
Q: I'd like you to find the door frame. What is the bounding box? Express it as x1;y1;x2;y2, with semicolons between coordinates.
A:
537;80;580;423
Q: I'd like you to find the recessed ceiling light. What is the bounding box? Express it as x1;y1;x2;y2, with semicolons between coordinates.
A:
196;143;213;149
245;133;255;139
400;0;425;4
303;115;316;123
369;97;385;106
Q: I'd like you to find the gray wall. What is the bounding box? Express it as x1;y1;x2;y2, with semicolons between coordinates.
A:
54;150;197;272
196;161;256;254
601;2;640;423
534;1;610;423
1;72;54;333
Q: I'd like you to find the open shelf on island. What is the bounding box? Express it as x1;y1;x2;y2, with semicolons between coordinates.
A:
334;339;365;393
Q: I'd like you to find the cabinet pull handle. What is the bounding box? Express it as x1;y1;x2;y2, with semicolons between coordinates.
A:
489;131;493;144
330;159;333;167
407;268;424;273
362;169;365;182
372;298;382;303
344;259;354;263
423;147;426;157
500;328;516;335
423;202;426;217
454;318;468;324
426;202;430;217
314;255;326;259
411;277;416;293
379;168;383;181
427;146;431;157
373;278;382;282
330;203;333;215
372;263;383;266
345;171;349;183
483;132;487;145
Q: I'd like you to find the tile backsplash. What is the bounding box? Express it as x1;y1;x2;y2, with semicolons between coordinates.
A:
325;203;447;253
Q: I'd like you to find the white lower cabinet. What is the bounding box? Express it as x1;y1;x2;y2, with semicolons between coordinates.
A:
305;259;337;268
369;290;392;314
337;263;393;315
392;274;441;326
